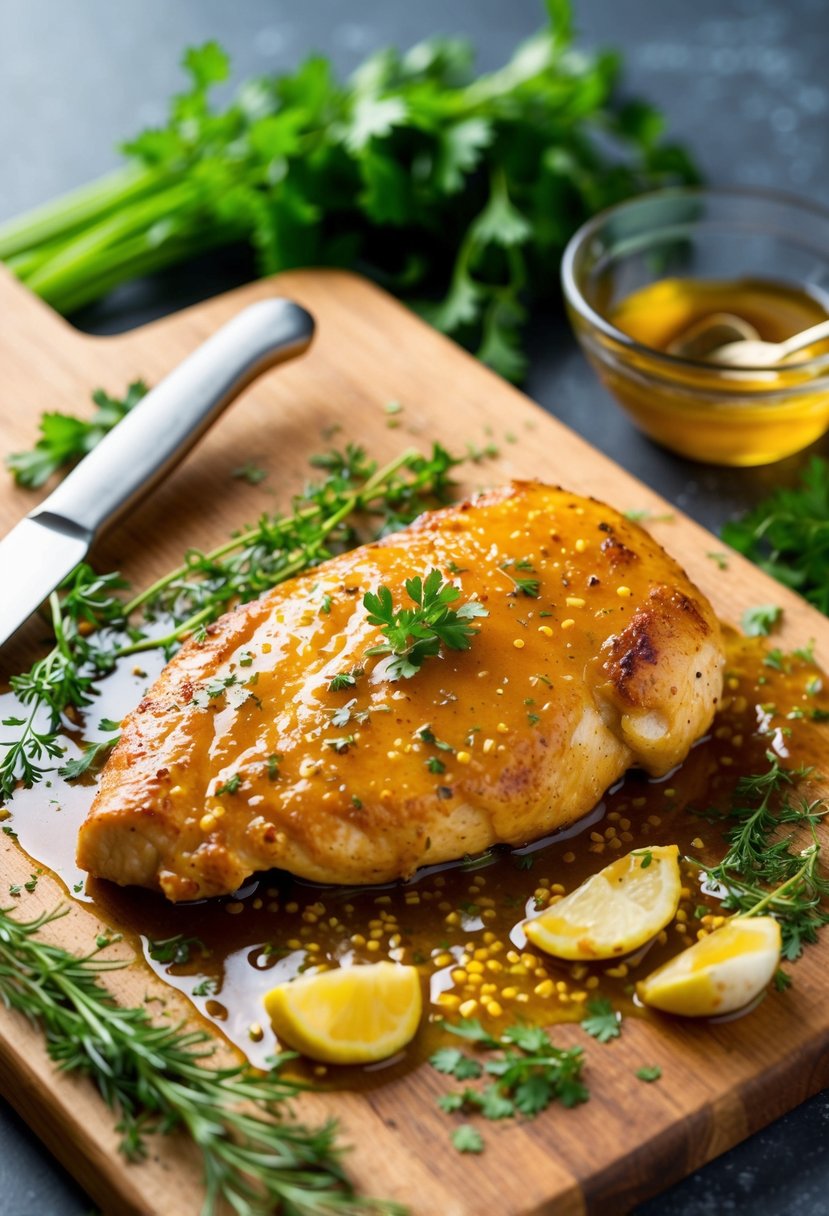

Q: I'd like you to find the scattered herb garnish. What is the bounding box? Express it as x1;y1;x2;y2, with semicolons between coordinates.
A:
429;1046;483;1081
5;381;148;487
580;997;621;1043
215;774;242;796
451;1124;485;1154
623;509;675;524
58;733;121;780
432;1017;588;1148
329;669;362;692
0;442;462;800
191;977;219;998
742;604;782;638
0;7;697;379
232;461;267;485
635;1066;662;1083
0;907;400;1215
147;934;206;966
364;568;487;680
500;558;540;598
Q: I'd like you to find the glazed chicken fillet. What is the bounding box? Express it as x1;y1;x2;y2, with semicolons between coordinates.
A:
77;482;725;901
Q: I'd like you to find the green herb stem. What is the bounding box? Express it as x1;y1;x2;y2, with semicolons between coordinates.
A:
0;906;403;1216
0;7;698;378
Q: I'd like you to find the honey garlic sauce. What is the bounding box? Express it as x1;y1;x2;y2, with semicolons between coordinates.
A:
5;627;829;1083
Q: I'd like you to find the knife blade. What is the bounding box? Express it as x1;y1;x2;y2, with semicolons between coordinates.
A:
0;517;90;644
0;297;314;650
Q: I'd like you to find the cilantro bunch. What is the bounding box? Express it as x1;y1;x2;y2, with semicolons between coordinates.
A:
0;0;697;379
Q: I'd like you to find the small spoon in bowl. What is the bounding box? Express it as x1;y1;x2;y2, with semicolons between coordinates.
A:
670;312;829;368
667;312;760;360
703;318;829;368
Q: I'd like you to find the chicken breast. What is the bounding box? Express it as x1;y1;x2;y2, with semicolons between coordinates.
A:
77;482;724;901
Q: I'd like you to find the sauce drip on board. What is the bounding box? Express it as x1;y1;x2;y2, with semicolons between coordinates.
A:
2;628;828;1084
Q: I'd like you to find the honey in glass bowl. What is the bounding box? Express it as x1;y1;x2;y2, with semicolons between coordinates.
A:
561;189;829;466
609;276;828;352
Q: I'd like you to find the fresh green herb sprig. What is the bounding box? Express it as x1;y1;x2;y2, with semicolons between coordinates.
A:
693;754;829;959
580;997;621;1043
0;4;698;379
722;457;829;615
431;1017;587;1149
147;933;206;965
0;906;402;1216
500;558;540;598
6;381;148;488
742;604;782;638
0;442;463;800
364;568;487;680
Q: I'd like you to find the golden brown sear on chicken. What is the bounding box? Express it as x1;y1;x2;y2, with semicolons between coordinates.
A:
77;482;724;902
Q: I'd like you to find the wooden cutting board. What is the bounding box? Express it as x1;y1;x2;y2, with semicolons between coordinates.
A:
1;264;829;1216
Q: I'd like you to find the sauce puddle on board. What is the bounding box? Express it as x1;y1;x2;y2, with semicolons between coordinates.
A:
3;628;829;1085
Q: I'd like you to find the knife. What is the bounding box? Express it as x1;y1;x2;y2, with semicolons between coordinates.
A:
0;297;314;649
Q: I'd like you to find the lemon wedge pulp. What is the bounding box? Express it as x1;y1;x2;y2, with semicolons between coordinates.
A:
523;844;681;960
636;915;781;1017
264;961;422;1064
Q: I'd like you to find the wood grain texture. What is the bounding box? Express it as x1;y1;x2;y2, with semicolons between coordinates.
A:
1;264;828;1216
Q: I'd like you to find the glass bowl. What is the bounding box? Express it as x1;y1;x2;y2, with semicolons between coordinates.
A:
561;187;829;466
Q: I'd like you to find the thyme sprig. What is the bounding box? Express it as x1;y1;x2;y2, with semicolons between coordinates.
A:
0;905;403;1216
0;442;463;800
693;753;829;959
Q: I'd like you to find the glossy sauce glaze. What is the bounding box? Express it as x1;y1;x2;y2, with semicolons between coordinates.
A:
3;627;828;1084
77;483;722;899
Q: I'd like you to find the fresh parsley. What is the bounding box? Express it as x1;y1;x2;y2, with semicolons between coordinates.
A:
452;1124;484;1154
722;457;829;615
215;774;241;796
146;934;206;966
364;568;487;680
232;461;267;485
329;669;361;692
0;9;697;380
635;1066;662;1083
500;558;540;598
580;998;621;1043
433;1017;588;1140
742;604;782;637
58;733;120;781
5;381;148;487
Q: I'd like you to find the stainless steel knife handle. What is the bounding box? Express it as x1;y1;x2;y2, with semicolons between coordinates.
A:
30;298;314;541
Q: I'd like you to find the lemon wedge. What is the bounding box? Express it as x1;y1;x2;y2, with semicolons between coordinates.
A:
264;962;422;1064
636;915;781;1017
523;844;681;960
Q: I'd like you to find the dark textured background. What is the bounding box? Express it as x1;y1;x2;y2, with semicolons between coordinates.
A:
1;1;829;1213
